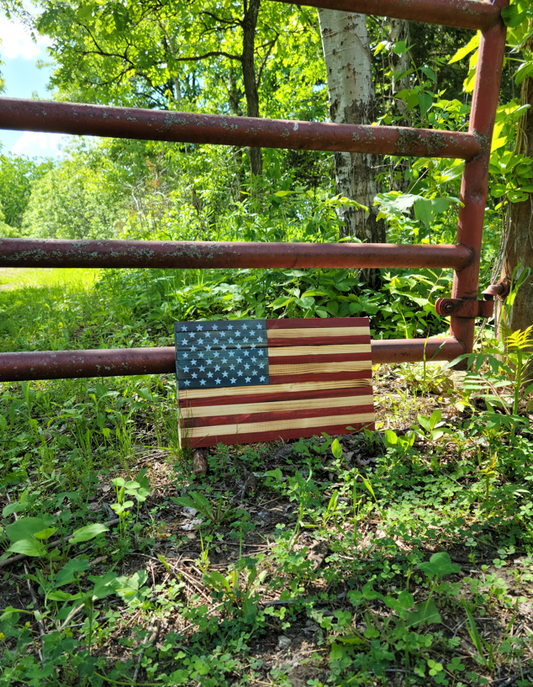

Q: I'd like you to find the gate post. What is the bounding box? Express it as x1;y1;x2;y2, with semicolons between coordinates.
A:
450;3;508;355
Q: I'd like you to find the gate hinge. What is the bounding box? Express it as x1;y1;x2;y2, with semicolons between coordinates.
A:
435;278;510;319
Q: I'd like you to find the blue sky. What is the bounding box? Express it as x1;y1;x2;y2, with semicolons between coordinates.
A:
0;12;67;158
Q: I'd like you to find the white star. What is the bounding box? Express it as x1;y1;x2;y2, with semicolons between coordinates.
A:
245;377;251;383
231;377;237;383
190;359;197;366
199;366;205;372
223;371;228;377
235;330;242;337
216;378;221;384
244;351;249;357
229;351;235;357
205;345;211;351
244;363;250;370
259;376;266;382
197;338;203;345
200;380;206;385
207;371;213;378
251;369;257;375
242;324;248;330
243;337;249;343
221;344;227;351
183;366;189;373
192;373;197;379
185;380;191;386
222;358;228;364
228;338;234;344
190;345;196;352
213;338;219;344
250;343;256;349
230;364;235;370
182;352;188;359
237;357;243;364
181;325;187;331
228;325;233;330
256;323;262;329
213;351;219;358
214;365;220;371
212;324;218;330
236;344;241;350
197;325;203;331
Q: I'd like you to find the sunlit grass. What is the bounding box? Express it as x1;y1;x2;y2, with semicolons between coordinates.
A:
0;267;100;290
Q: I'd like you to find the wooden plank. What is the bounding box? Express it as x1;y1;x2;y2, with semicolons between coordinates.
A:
270;352;372;366
268;344;370;357
180;393;374;418
269;361;369;375
189;420;375;448
187;411;376;439
268;370;371;385
267;326;369;339
180;377;371;401
180;379;372;408
266;317;369;329
183;404;376;428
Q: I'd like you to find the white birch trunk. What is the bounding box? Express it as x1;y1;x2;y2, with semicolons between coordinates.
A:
318;9;385;249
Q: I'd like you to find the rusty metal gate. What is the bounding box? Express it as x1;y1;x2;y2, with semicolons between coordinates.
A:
0;0;509;382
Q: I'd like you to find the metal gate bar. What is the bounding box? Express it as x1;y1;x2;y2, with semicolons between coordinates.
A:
0;239;473;270
0;0;509;382
0;98;480;159
0;338;465;382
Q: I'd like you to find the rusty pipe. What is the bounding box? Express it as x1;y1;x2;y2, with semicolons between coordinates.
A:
450;4;508;354
272;0;500;31
0;338;464;382
0;238;473;270
0;98;481;160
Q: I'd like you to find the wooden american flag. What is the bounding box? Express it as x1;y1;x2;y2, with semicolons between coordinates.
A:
174;317;374;448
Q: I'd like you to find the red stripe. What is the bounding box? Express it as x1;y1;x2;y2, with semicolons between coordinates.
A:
268;334;371;347
181;384;373;408
269;352;372;365
269;370;371;385
182;404;375;428
187;421;376;448
266;317;369;330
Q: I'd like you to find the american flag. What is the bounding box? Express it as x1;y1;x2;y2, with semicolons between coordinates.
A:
174;317;374;448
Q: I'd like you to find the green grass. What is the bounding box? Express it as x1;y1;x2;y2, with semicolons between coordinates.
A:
1;268;533;687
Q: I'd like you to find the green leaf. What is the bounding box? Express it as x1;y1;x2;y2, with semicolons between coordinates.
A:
405;598;442;628
7;539;47;557
55;559;91;586
418;552;461;579
34;527;57;541
418;92;433;117
449;33;480;64
5;517;48;543
331;439;343;460
70;523;109;545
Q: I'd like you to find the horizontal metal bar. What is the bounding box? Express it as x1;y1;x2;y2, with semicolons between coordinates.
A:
272;0;500;31
0;239;473;270
0;98;480;159
0;338;464;382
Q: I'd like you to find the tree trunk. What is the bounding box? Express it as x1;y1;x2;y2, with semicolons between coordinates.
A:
318;9;385;286
389;19;411;193
242;0;263;176
499;75;533;334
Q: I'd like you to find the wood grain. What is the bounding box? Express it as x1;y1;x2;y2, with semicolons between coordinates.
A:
180;393;374;418
269;361;370;375
189;421;375;448
268;344;371;357
187;411;376;439
180;377;371;401
267;326;369;339
266;317;369;329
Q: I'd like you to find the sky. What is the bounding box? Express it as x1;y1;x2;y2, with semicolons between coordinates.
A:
0;12;67;158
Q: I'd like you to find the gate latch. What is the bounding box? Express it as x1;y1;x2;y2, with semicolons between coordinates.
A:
435;278;510;319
